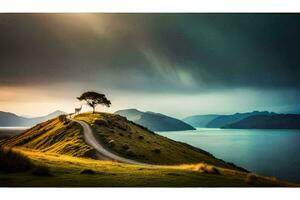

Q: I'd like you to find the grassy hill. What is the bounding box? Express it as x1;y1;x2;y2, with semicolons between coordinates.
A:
0;117;96;158
75;112;237;168
0;112;298;187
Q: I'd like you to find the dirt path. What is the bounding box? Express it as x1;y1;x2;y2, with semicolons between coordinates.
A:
70;118;149;166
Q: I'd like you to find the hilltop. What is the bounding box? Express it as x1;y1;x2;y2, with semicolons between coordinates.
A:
115;109;195;131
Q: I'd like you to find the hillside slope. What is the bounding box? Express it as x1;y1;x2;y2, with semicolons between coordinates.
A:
224;114;300;129
0;117;96;158
115;109;195;131
75;113;239;168
1;112;235;168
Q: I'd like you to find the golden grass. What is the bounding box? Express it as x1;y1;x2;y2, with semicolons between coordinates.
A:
1;118;96;158
75;112;237;169
0;148;297;187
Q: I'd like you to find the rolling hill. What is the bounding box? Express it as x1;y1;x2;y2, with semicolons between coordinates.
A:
1;112;233;166
183;114;221;127
115;109;195;131
224;114;300;129
1;117;96;157
75;112;239;167
0;110;66;127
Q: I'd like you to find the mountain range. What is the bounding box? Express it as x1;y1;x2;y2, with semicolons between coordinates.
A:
115;109;195;131
183;111;275;128
0;110;66;127
224;114;300;129
183;111;300;129
206;111;275;128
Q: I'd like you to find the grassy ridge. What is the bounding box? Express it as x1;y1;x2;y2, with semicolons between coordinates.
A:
0;117;95;158
1;112;240;169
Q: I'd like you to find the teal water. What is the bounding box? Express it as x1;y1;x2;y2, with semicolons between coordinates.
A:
158;128;300;183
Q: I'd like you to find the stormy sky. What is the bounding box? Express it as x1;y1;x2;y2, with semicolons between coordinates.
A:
0;14;300;117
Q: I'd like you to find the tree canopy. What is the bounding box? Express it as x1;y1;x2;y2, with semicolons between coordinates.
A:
77;91;111;113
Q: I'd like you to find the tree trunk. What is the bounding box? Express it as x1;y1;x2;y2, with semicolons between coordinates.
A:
93;106;95;114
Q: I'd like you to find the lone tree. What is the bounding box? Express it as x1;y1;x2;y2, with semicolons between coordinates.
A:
77;91;111;113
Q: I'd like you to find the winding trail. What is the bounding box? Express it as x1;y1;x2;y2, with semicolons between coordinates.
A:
70;118;149;166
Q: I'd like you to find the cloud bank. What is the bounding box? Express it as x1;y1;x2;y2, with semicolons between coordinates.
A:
0;14;299;116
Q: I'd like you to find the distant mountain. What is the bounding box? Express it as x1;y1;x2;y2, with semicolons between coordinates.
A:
182;114;221;127
0;110;66;127
0;111;27;127
224;114;300;129
115;109;195;131
115;109;143;121
206;111;275;128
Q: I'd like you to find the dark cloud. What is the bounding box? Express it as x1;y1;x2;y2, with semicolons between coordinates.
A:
0;14;300;93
